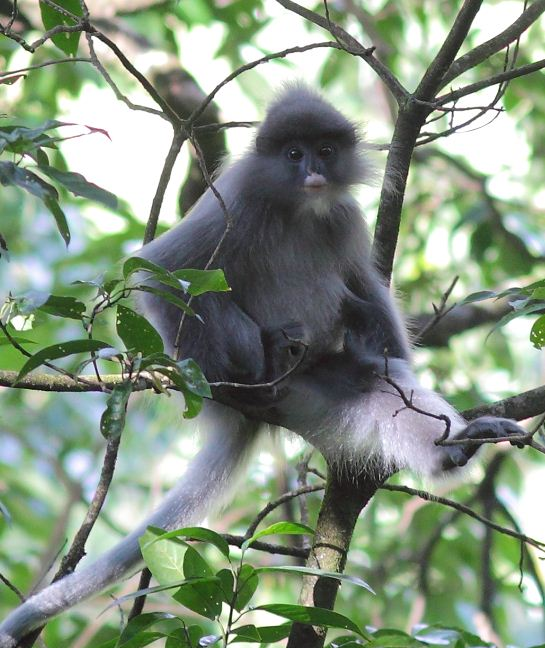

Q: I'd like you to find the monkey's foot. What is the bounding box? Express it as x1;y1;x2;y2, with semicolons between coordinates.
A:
440;416;526;471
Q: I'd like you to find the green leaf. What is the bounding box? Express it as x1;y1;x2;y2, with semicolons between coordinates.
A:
231;623;292;644
140;528;186;585
234;563;258;611
116;612;181;648
183;546;214;579
458;290;497;305
177;358;212;398
14;290;50;314
37;165;118;209
256;604;367;638
366;628;421;647
172;578;223;620
0;161;58;200
116;304;164;355
0;333;35;346
136;285;195;316
530;314;545;349
0;121;64;153
165;626;206;648
38;295;86;320
488;302;545;338
152;366;204;419
43;194;70;245
256;566;375;594
231;624;262;642
144;526;230;560
123;257;188;291
173;268;230;295
217;568;235;603
16;339;110;381
39;0;82;56
100;381;132;439
243;521;314;549
324;636;362;647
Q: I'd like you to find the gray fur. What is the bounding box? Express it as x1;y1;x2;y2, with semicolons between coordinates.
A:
0;84;524;646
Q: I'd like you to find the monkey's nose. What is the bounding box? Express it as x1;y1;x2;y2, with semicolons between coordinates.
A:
304;172;327;188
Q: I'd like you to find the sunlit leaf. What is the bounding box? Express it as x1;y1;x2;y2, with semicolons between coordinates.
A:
243;521;314;549
530;314;545;349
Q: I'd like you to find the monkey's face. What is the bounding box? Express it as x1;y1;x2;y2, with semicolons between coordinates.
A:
253;137;362;215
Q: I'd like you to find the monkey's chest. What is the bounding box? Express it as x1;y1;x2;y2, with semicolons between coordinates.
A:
234;268;348;357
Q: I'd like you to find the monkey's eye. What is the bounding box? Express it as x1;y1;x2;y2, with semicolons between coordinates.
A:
287;147;304;162
318;144;334;158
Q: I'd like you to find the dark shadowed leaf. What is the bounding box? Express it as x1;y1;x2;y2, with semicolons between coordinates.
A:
177;358;212;397
256;604;366;637
100;381;133;439
231;623;292;643
164;626;206;648
37;165;118;209
217;569;234;603
183;546;214;579
0;161;58;199
43;195;70;245
173;578;223;620
116;304;164;355
234;563;258;611
116;612;182;647
39;0;82;56
38;295;86;320
16;339;110;381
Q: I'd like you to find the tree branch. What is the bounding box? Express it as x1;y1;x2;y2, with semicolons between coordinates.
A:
442;0;545;88
273;0;407;103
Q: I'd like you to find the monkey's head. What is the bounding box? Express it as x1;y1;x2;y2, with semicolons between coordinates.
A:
252;84;369;215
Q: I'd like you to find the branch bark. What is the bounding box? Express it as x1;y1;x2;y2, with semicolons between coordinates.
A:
286;470;387;648
441;0;545;88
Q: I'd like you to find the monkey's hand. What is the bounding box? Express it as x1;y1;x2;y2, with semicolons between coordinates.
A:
440;416;527;471
262;321;308;378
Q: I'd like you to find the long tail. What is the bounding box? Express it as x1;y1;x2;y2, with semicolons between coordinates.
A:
0;403;257;648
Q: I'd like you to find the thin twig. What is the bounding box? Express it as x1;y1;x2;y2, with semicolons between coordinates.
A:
244;485;325;540
381;483;545;552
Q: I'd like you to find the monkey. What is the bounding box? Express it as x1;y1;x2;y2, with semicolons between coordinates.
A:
0;84;525;647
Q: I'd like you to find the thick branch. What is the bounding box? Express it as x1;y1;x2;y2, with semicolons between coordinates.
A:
373;1;484;281
416;0;483;99
437;57;545;105
286;470;386;648
412;302;512;348
463;386;545;422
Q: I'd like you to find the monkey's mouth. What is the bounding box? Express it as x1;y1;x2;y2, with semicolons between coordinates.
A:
303;173;327;191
